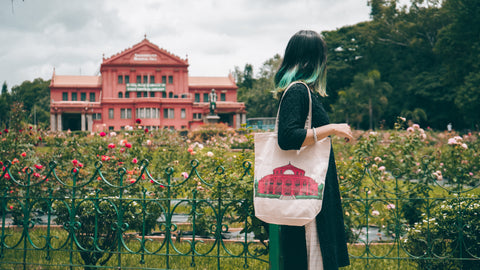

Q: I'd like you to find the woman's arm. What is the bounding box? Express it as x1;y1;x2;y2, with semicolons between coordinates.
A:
301;124;353;147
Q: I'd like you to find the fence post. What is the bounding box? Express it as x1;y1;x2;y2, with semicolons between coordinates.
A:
269;224;283;270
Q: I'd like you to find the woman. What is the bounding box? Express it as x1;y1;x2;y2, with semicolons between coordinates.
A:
275;30;353;270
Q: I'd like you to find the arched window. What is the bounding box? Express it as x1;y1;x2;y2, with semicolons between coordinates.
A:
169;92;173;98
118;92;123;98
125;92;130;98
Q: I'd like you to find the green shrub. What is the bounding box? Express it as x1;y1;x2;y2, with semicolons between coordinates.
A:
404;194;480;269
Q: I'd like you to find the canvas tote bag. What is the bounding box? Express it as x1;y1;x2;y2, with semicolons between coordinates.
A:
254;82;331;226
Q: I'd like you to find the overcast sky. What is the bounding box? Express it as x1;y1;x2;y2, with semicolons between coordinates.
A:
1;0;374;89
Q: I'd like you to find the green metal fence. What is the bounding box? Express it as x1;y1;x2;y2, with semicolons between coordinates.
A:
1;158;479;269
0;159;268;269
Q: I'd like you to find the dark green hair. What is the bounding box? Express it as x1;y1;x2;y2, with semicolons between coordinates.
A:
274;30;327;96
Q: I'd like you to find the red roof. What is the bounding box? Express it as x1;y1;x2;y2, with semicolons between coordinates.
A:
51;75;101;88
189;76;237;88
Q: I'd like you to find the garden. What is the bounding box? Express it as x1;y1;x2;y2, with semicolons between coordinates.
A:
1;105;479;269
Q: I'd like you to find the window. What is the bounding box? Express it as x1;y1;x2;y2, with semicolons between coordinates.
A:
89;93;95;102
162;92;166;98
81;92;86;101
125;75;130;84
163;108;174;119
120;108;132;119
168;75;173;84
118;75;123;84
136;108;144;118
136;108;159;119
92;113;101;120
72;92;77;101
109;108;114;119
125;92;130;98
221;93;226;101
137;92;142;98
137;75;141;83
143;91;148;97
193;113;202;120
150;75;155;83
181;109;186;119
195;93;200;102
203;93;209;102
143;75;148;83
169;92;173;98
162;76;167;83
109;126;114;131
62;92;68;101
118;92;123;98
150;92;155;97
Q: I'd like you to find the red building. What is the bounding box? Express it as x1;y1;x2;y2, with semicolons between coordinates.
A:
49;38;246;132
256;163;323;199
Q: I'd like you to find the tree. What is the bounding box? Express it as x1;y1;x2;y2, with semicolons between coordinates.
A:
1;81;7;95
11;78;51;127
346;70;392;130
455;72;480;130
237;56;283;118
0;82;11;127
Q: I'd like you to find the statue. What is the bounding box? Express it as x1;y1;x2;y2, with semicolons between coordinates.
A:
209;89;217;115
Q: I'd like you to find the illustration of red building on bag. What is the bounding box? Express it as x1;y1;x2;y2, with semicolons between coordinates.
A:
255;163;324;199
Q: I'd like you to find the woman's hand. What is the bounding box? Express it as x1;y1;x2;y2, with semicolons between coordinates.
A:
302;123;353;147
329;123;353;142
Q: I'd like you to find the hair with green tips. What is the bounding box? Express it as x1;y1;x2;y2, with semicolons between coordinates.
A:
274;30;328;96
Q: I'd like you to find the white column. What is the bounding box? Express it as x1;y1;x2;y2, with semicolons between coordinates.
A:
50;114;56;131
241;114;247;125
81;113;86;131
235;114;241;129
86;114;93;132
57;114;62;131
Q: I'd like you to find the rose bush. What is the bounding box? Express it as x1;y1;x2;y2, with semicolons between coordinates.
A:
1;109;479;266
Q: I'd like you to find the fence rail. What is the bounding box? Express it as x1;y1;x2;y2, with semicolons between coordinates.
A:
0;159;268;270
1;157;480;269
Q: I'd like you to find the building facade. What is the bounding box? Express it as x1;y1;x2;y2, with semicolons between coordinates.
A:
49;38;246;132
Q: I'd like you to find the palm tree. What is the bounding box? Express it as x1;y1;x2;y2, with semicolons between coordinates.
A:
348;70;392;130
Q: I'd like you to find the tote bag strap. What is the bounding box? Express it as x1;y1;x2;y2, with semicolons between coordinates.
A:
274;81;313;132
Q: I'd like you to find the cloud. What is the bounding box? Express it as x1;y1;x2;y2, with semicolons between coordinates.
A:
0;0;371;88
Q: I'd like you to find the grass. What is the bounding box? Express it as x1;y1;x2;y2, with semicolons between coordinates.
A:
3;226;476;269
0;227;269;270
0;227;432;270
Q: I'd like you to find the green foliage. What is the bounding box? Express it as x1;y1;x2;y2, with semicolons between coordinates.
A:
236;55;282;118
404;195;480;269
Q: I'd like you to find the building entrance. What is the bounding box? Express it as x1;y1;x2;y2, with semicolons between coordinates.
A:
62;113;81;131
219;113;233;126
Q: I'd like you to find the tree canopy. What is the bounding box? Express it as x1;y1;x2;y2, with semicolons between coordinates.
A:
236;0;480;131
